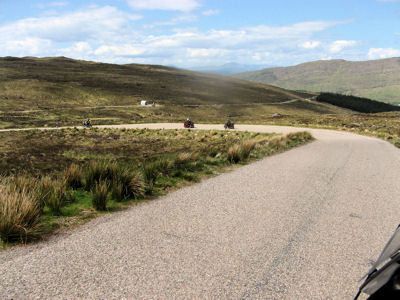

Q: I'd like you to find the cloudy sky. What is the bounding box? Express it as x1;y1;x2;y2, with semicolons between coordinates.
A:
1;0;400;67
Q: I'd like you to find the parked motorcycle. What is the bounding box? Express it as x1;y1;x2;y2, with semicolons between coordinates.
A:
355;225;400;299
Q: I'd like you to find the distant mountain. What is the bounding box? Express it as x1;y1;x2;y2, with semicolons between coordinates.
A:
233;58;400;104
189;62;274;75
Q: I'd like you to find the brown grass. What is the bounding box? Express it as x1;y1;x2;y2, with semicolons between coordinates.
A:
64;164;83;189
227;144;242;163
0;183;41;242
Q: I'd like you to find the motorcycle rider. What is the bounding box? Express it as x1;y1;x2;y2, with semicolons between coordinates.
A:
84;118;92;127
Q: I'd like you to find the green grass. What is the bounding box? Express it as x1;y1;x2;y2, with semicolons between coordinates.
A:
0;128;313;248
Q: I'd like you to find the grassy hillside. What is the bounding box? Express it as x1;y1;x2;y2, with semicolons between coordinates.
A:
0;56;349;128
234;57;400;105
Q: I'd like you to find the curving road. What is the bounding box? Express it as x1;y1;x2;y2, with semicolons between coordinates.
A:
1;124;400;299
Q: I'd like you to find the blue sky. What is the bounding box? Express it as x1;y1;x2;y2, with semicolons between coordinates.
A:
1;0;400;67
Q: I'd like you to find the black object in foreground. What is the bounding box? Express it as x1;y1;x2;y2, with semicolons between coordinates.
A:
355;225;400;299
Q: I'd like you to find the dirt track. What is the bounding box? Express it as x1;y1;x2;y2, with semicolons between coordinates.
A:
1;123;399;299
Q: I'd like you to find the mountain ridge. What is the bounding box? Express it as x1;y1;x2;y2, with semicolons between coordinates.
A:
233;57;400;104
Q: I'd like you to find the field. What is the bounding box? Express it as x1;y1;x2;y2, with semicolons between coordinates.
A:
0;56;351;129
0;127;313;249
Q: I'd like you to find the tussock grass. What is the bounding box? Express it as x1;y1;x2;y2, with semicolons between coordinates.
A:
64;164;83;189
45;180;66;216
174;152;194;171
111;182;124;202
0;127;314;247
143;162;159;194
92;181;108;211
241;140;257;159
128;173;145;199
0;184;41;243
227;139;257;163
269;135;287;148
227;144;242;163
8;175;38;193
84;161;106;191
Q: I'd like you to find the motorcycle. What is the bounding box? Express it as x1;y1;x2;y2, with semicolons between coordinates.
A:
184;120;194;128
83;121;92;128
224;121;235;129
355;225;400;299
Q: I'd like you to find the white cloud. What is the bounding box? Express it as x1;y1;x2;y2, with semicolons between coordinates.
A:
203;10;219;16
35;2;69;9
187;48;231;57
329;40;356;53
0;38;52;57
144;14;197;28
127;0;200;11
368;48;400;59
0;8;351;67
0;6;141;44
301;41;321;49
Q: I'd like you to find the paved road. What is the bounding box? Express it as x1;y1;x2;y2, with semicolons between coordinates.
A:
1;124;400;299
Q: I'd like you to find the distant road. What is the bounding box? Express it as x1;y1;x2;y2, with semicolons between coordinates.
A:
1;123;400;299
2;97;315;114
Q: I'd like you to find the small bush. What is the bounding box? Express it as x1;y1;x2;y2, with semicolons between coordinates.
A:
64;164;83;189
0;184;41;243
92;181;108;211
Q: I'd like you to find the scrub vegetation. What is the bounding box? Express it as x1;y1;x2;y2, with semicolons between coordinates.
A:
0;56;349;129
0;127;313;248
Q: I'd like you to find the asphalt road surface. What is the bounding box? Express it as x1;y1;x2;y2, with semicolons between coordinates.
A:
1;124;400;299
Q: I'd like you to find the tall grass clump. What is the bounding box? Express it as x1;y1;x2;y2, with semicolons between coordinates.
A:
128;173;145;199
9;175;37;192
174;152;193;170
92;181;108;211
64;164;83;189
227;144;242;163
84;161;109;191
240;140;256;160
142;162;159;194
269;135;287;148
36;176;54;212
0;184;41;243
227;140;257;163
45;180;66;216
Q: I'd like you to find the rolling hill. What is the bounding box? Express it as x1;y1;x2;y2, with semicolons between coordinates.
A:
233;57;400;105
0;56;349;128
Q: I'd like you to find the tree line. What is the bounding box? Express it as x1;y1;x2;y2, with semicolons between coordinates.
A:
316;93;400;113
